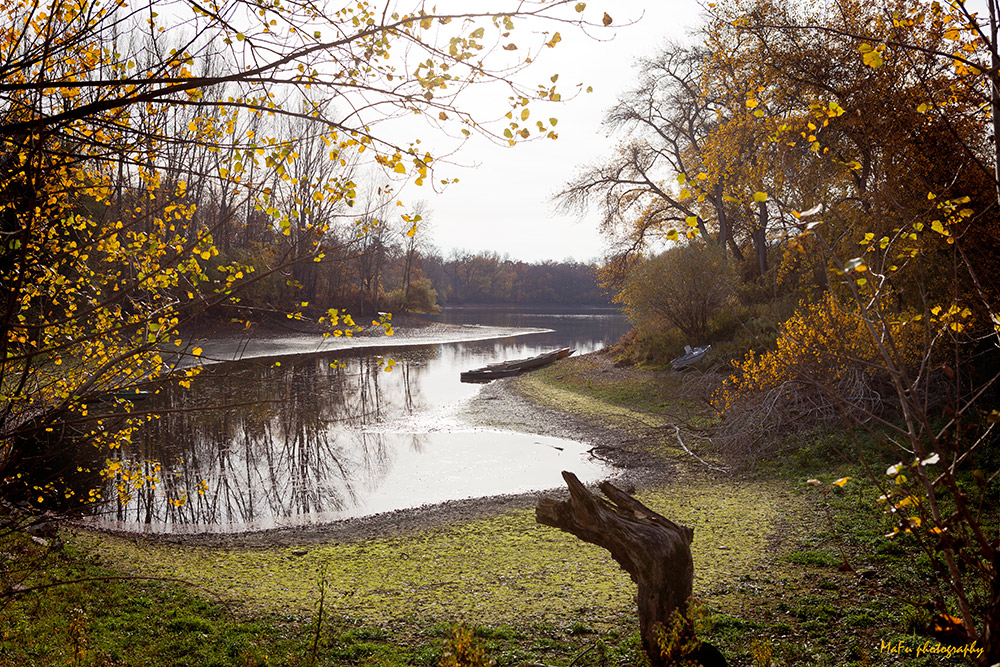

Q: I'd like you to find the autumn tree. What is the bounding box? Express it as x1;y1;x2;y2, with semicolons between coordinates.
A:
619;243;735;340
559;45;732;266
0;0;608;507
701;0;1000;660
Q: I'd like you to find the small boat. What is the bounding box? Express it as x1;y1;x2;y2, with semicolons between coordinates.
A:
670;344;711;370
95;389;154;402
461;348;573;383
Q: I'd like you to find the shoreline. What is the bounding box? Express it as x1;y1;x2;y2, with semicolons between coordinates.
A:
187;314;554;366
77;350;672;549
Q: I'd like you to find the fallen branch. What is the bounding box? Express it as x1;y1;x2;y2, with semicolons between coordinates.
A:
670;424;728;473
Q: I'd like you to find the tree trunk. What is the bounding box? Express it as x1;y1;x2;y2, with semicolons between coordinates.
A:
536;471;696;667
753;201;768;276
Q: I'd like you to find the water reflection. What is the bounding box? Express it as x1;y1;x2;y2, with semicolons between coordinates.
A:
89;308;629;533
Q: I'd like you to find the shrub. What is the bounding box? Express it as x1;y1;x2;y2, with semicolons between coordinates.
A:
713;291;925;458
439;625;493;667
385;278;440;314
618;243;736;340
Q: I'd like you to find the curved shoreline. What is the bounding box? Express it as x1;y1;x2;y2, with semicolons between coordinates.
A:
190;317;553;366
78;351;668;548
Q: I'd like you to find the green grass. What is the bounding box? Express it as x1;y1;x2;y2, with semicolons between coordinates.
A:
531;355;691;416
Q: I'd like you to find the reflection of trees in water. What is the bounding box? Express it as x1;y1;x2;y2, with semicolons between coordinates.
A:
104;353;417;529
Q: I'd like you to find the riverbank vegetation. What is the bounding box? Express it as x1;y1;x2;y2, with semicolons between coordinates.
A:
1;352;977;667
563;0;1000;661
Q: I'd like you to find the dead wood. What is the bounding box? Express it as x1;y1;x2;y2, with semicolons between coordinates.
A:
535;471;697;666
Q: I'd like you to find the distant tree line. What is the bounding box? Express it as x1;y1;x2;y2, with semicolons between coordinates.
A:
197;199;613;319
422;252;611;306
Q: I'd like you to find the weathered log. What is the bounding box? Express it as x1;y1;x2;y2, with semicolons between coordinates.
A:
536;471;715;666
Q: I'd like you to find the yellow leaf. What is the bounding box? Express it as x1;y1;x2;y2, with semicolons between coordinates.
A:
394;163;406;174
665;229;679;241
832;476;850;487
753;191;768;202
860;43;883;68
192;347;202;356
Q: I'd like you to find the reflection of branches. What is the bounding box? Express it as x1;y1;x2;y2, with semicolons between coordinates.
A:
99;353;411;529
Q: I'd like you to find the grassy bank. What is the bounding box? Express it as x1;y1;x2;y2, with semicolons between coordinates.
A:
0;353;973;666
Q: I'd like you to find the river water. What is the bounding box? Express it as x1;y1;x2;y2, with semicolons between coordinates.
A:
86;306;629;533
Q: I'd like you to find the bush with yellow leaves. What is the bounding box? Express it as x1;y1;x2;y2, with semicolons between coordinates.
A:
713;291;925;458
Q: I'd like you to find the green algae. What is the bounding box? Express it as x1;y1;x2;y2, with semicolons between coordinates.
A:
518;361;724;464
519;371;674;435
80;476;785;630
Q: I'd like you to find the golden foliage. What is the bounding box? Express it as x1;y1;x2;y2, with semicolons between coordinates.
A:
653;603;711;667
439;625;494;667
715;292;924;412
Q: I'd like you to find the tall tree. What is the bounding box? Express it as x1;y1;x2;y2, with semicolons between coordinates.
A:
0;0;608;504
559;46;735;268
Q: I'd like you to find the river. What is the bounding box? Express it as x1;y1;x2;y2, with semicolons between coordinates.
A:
84;306;629;533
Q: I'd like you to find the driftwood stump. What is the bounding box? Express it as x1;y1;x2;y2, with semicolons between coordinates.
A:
536;471;697;667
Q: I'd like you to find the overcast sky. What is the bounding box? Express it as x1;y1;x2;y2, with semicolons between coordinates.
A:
397;1;705;264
